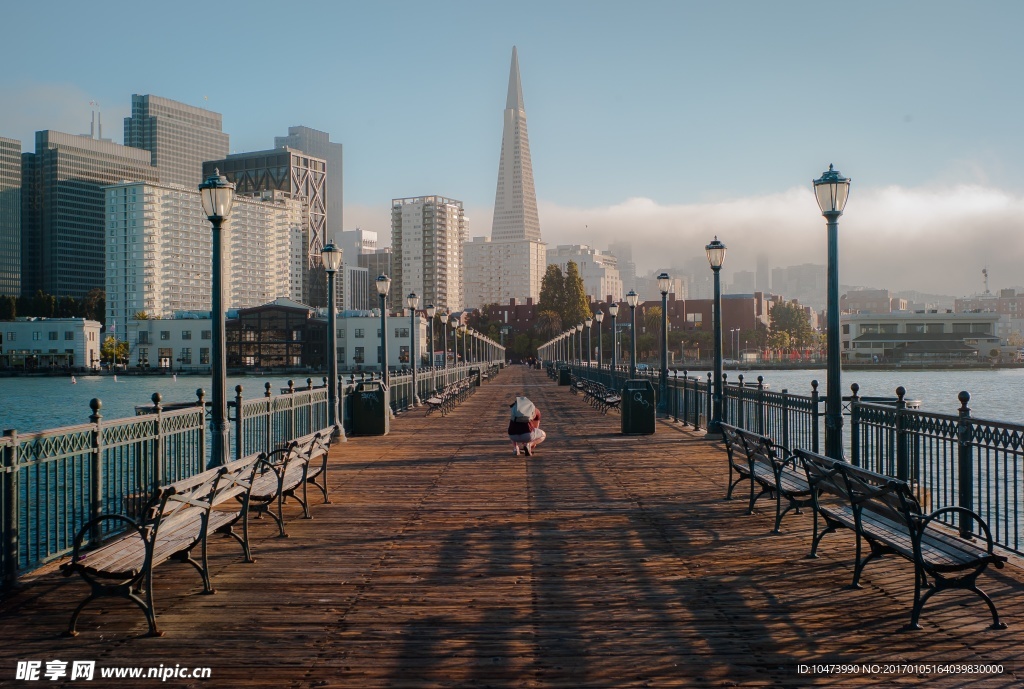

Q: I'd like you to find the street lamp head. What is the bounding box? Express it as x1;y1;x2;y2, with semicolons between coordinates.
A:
375;274;392;297
594;310;604;323
584;317;593;327
625;290;639;309
406;292;420;310
705;236;727;270
813;163;851;216
198;169;235;220
321;242;342;273
657;272;672;295
439;310;448;324
608;302;619;317
425;304;436;318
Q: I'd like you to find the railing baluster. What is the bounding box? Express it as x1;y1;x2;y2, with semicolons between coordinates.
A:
957;391;975;538
849;383;860;467
3;430;18;589
88;399;103;545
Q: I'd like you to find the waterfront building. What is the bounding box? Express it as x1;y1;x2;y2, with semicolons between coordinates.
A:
124;94;229;188
21;130;158;299
127;313;212;371
464;47;547;309
841;288;908;314
0;137;20;297
226;299;326;370
391;196;466;313
203;148;328;307
0;317;101;370
546;245;623;303
955;288;1024;342
333;310;426;371
104;181;303;330
275;126;343;237
841;311;1000;361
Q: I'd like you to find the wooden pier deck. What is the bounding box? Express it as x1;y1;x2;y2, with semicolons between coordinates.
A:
2;366;1023;687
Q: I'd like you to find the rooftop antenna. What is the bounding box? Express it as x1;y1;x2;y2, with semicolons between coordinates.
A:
88;100;101;139
983;266;990;295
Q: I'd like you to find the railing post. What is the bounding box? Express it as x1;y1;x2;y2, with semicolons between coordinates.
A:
721;373;728;426
895;386;909;481
848;383;860;467
264;382;273;454
736;374;745;430
957;391;975;538
681;371;688;427
757;376;766;436
151;393;164;488
3;429;19;590
671;370;679;423
196;389;208;468
810;380;820;455
781;389;790;453
288;380;296;440
234;385;244;460
88;398;103;545
705;372;712;431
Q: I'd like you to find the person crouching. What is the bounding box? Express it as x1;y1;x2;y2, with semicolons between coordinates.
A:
508;395;546;456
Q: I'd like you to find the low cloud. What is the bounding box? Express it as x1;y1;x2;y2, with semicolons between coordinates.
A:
1;83;128;148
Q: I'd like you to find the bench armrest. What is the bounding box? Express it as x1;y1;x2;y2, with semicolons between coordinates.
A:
62;514;147;574
918;506;1004;566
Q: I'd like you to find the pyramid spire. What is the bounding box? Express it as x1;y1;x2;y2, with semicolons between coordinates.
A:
492;47;540;243
506;46;525;111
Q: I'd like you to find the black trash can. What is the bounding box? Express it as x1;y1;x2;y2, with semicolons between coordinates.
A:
350;381;390;436
621;379;656;435
558;366;571;386
469;366;482;386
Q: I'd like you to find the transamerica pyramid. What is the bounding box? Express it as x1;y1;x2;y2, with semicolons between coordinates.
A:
491;46;542;243
464;47;547;308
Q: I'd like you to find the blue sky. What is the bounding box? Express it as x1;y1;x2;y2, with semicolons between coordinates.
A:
3;0;1023;295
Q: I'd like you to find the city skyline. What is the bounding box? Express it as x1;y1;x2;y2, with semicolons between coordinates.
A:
2;1;1023;296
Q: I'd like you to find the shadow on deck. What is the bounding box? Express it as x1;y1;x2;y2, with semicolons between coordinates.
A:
1;366;1022;687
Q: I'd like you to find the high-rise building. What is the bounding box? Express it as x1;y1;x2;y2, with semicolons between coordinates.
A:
608;241;636;293
125;94;229;188
755;254;770;293
731;269;755;293
204;148;328;307
358;248;393;309
336;229;377;311
104;181;303;329
0;137;20;297
274;126;343;237
464;47;547;308
546;245;623;302
391;196;466;313
21;131;158;299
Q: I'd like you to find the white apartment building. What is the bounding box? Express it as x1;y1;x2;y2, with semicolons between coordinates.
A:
464;237;546;309
546;245;623;303
333;311;426;371
127;314;212;371
390;196;466;313
0;318;101;370
105;182;304;329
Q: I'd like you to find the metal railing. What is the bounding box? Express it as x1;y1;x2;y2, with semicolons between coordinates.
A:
851;388;1023;555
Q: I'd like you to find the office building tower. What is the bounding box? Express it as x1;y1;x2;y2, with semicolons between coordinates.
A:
391;196;466;312
104;181;303;330
21;130;158;299
546;245;622;302
0;137;20;297
608;241;637;293
464;47;547;308
125;94;229;188
336;229;378;311
275;126;343;236
204;148;328;307
358;248;393;309
731;269;755;293
756;254;770;293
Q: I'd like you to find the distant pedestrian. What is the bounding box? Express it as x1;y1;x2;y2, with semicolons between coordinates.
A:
508;395;546;456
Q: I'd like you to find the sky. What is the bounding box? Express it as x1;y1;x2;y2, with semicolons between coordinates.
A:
2;0;1023;297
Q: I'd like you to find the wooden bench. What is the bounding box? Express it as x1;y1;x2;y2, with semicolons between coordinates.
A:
59;453;264;637
721;424;813;533
796;448;1008;630
248;430;333;537
720;423;753;500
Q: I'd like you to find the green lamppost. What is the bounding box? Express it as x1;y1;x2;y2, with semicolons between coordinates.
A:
706;237;727;437
375;275;391;386
199;169;235;466
594;310;604;370
625;290;639;378
814;164;852;459
609;301;620;371
658;272;671;412
322;242;343;438
425;304;436;369
405;292;420;406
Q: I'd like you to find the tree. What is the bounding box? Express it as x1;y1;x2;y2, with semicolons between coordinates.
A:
538;264;565;316
562;261;591;326
82;288;105;324
769;302;814;350
101;335;129;367
133;311;150;320
0;295;15;320
535;310;562;339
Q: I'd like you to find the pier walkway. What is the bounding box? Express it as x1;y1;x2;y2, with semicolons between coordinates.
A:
2;366;1023;687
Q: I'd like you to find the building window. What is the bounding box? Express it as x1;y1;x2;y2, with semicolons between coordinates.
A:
138;331;150;344
842;324;850;335
354;328;365;338
926;323;944;334
354;346;364;363
686;313;702;324
48;331;58;341
32;332;40;341
160;331;170;340
6;332;13;341
395;327;409;338
180;348;192;365
182;330;192;340
200;348;210;365
64;331;74;341
202;330;211;340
